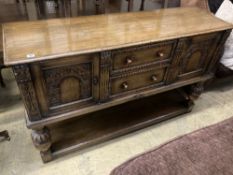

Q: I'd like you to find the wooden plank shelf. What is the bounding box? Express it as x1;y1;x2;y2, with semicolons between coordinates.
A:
49;89;192;159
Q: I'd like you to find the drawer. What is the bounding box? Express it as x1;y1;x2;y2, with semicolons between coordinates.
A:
111;68;166;95
112;41;176;71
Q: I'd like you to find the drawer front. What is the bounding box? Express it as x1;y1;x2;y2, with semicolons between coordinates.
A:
30;54;99;117
112;41;176;71
111;68;166;95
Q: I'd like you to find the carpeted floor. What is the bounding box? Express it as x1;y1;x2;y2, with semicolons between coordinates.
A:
0;68;233;175
111;115;233;175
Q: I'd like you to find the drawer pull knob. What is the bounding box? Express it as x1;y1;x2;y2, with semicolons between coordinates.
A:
122;82;128;89
157;52;164;58
126;57;133;64
151;75;157;81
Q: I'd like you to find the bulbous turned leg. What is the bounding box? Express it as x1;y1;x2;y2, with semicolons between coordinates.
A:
179;82;204;112
188;82;204;101
0;68;6;88
177;88;194;112
31;127;52;163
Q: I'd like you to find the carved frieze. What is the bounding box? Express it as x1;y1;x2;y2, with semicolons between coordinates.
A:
99;51;112;102
165;39;185;84
13;65;42;121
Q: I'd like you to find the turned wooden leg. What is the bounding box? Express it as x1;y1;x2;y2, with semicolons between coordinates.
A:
31;127;52;163
177;88;194;111
0;68;6;88
188;82;204;101
177;83;204;112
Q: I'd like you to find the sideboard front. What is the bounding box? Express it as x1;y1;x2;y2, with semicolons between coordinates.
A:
13;31;230;122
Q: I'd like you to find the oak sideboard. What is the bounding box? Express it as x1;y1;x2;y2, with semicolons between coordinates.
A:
2;7;232;162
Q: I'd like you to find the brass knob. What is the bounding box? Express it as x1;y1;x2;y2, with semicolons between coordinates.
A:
125;56;134;64
122;82;128;89
151;75;157;81
157;52;164;58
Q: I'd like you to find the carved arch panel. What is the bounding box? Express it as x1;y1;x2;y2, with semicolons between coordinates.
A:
30;54;100;118
179;45;208;75
44;63;92;107
178;32;222;80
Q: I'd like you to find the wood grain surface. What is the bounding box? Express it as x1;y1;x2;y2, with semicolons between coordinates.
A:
3;7;233;65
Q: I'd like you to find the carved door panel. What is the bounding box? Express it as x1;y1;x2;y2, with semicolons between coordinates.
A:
178;32;222;80
30;54;99;117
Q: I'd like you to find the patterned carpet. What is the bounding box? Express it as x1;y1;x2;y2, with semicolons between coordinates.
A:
111;117;233;175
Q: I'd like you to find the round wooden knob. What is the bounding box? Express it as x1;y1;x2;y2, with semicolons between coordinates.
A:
157;52;164;58
151;75;157;81
126;57;134;64
122;82;128;89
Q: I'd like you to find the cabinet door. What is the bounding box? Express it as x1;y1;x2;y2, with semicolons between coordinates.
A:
166;32;222;83
30;54;99;117
178;32;222;80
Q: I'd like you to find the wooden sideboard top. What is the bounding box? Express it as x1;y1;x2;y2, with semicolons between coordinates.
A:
2;7;232;65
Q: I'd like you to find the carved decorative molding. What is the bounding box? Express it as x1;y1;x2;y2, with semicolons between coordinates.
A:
165;39;185;84
111;59;170;76
44;63;92;106
100;51;112;102
112;40;175;55
111;66;166;79
13;65;42;121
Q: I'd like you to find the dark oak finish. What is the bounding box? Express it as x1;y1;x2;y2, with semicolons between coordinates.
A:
50;90;193;157
0;25;6;88
2;8;232;162
0;56;5;87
